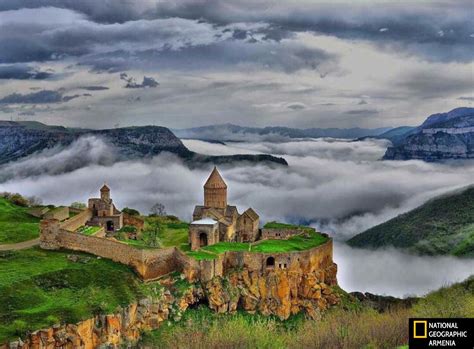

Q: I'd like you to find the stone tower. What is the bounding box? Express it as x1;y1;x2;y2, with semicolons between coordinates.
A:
100;184;111;203
204;167;227;209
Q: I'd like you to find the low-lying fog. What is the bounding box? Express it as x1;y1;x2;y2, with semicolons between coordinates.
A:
1;136;473;296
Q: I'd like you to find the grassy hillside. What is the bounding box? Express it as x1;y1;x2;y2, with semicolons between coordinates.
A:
348;186;474;256
0;198;39;244
0;248;159;342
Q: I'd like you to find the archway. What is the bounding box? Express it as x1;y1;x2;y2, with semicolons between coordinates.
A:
106;220;114;231
199;232;208;247
266;256;275;268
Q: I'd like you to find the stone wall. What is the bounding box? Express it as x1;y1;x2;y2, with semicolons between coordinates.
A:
59;209;92;232
222;240;334;277
123;213;145;231
44;207;69;221
261;228;302;240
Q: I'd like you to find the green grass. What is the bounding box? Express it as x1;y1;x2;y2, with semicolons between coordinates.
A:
121;216;189;249
263;221;314;233
0;247;161;342
348;186;474;257
76;226;101;236
252;231;328;253
185;231;329;260
0;198;40;244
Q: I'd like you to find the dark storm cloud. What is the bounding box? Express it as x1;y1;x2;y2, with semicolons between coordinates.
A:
0;90;90;104
79;86;109;91
0;64;53;80
0;90;63;104
120;73;159;89
1;1;471;65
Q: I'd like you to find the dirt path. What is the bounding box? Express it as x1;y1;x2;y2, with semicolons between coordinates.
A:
0;238;40;251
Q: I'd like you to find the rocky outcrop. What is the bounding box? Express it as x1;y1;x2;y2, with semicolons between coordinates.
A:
383;107;474;161
5;285;203;349
0;121;287;167
204;263;339;320
4;263;340;348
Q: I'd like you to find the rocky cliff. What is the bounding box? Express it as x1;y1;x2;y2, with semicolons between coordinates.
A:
5;263;339;348
0;121;287;166
383;107;474;161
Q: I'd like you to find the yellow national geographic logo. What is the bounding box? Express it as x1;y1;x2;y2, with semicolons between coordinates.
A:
413;320;427;339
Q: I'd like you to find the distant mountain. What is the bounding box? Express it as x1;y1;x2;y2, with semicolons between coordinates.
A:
368;126;417;146
383;108;474;161
348;186;474;257
0;121;287;166
173;124;392;142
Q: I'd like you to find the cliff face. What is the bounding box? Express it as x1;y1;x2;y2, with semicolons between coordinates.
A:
5;262;339;348
0;122;191;165
6;286;203;349
0;121;288;166
205;263;339;320
383;108;474;161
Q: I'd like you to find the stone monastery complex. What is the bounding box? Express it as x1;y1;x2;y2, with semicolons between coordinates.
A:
39;167;338;310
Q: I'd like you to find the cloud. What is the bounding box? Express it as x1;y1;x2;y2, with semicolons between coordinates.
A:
79;86;109;91
0;64;53;80
0;136;116;181
334;242;474;297
120;73;159;88
0;89;91;104
344;109;379;116
286;102;306;111
1;137;473;244
0;90;63;104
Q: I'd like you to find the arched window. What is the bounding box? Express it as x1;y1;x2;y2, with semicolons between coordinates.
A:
266;256;275;268
199;232;208;247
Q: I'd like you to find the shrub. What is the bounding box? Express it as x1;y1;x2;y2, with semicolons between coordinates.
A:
119;225;137;233
123;207;141;216
71;202;86;209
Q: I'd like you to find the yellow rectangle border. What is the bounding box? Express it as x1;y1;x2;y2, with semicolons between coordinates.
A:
413;320;427;339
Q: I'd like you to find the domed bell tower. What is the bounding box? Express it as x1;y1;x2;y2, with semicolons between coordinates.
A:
100;184;111;203
204;167;227;209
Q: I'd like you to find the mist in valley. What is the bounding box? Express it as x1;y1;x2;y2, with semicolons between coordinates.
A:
0;136;473;296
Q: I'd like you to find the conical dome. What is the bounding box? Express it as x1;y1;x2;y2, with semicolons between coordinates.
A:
204;167;227;189
100;183;110;192
204;167;227;209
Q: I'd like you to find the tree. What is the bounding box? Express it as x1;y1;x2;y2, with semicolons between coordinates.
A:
123;207;140;216
150;202;167;216
144;222;162;248
71;202;87;209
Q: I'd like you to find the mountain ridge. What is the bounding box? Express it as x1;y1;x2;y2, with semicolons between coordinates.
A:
0;121;287;167
347;185;474;257
383;107;474;161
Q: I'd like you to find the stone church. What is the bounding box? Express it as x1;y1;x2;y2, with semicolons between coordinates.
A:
88;184;124;232
190;167;259;250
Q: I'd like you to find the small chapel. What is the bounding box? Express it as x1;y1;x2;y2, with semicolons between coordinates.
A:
189;167;259;250
87;184;124;232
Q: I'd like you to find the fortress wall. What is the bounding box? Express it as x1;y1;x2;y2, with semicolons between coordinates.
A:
140;248;181;280
60;209;93;232
54;230;144;266
222;239;334;276
261;228;302;240
44;207;69;221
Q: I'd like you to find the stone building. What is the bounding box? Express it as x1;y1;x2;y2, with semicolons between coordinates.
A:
88;184;123;232
190;167;259;250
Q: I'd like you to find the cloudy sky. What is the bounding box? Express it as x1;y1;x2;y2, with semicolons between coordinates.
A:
0;0;473;129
